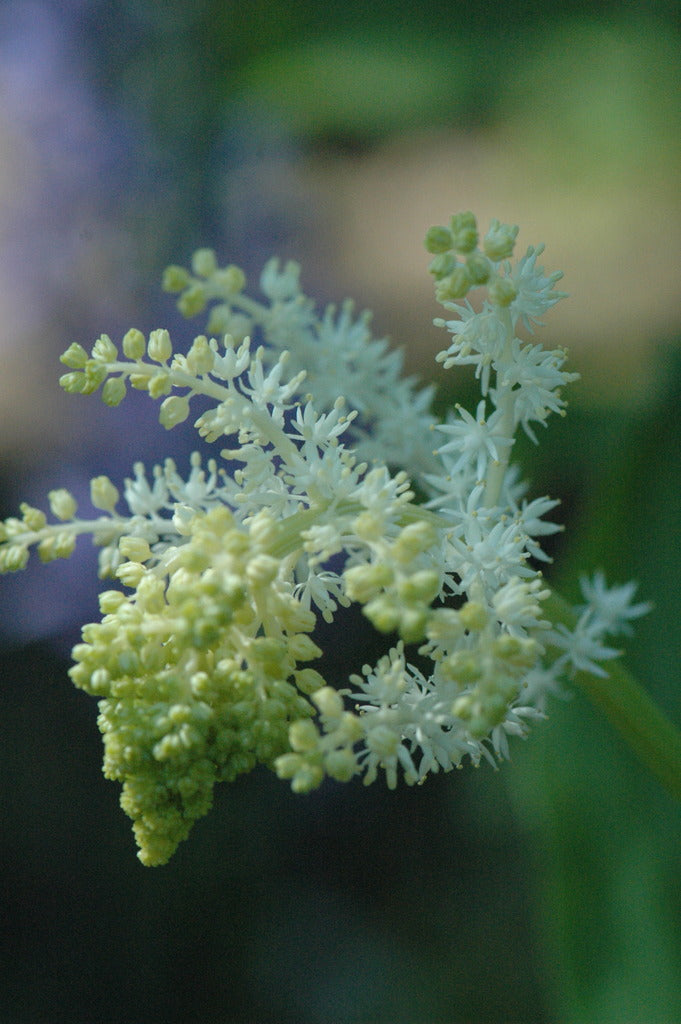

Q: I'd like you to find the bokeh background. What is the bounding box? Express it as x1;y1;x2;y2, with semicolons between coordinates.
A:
2;2;681;1021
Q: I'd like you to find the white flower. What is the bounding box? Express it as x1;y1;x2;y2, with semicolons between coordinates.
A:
210;334;253;382
346;644;481;787
492;576;550;636
163;453;220;507
445;494;533;595
548;611;621;677
509;244;567;333
293;564;350;624
435;302;508;394
288;397;356;446
433;400;514;480
579;571;652;636
510;494;562;562
259;257;302;302
493;339;579;441
242;348;305;414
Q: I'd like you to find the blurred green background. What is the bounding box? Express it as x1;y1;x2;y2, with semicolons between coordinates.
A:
1;1;681;1021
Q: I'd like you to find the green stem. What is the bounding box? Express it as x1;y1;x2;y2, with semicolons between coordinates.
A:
545;590;681;801
483;306;515;508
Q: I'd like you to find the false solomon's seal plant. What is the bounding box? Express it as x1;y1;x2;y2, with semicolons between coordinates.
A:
1;212;675;866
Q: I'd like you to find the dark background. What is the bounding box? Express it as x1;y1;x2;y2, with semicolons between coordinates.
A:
1;2;681;1021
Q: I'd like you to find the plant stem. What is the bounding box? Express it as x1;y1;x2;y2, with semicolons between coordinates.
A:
545;590;681;801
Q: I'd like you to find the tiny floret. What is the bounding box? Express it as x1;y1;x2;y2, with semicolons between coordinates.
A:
90;476;120;512
49;489;78;521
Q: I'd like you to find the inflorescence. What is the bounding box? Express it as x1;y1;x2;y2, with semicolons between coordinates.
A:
0;212;649;864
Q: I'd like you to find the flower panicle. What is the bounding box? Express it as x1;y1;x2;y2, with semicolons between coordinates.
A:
164;250;440;481
1;211;653;864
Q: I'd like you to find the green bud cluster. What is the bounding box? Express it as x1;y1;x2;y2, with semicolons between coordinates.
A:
344;519;442;644
425;211;520;307
57;326;234;432
0;494;82;573
275;686;363;793
436;601;541;739
68;506;319;864
163;249;248;322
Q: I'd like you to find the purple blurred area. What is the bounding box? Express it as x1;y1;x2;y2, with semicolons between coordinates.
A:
0;3;313;647
0;2;196;644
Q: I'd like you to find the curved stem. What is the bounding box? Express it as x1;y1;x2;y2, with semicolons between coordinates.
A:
544;590;681;801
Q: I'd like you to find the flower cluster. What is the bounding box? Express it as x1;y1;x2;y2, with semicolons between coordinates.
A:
0;213;649;864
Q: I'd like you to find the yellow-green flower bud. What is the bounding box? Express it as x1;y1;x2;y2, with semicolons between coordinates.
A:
483;692;512;728
81;363;109;394
0;544;29;573
60;343;89;369
425;607;464;643
488;276;517;307
119;536;152;562
449;211;478;253
20;502;47;531
352;511;383;542
49;488;78;520
159;395;190;429
246;553;280;587
191;248;218;277
289;719;320;753
397;570;440;604
116;560;146;588
98;589;127;614
122;328;146;360
425;225;454;254
483;219;519;262
313;686;344;718
465;253;491;285
248;510;279;548
493;634;539;668
452;694;473;720
393;521;438;561
274;752;303;780
102;377;127;407
398;606;428;643
162;264;190;293
148;372;172;398
186;335;215;376
177;285;206;317
428;252;456;280
459;600;488;631
325;749;357;782
337;712;364;744
91;333;118;362
215;264;246;294
446;651;482;684
59;371;88;394
1;517;22;538
147;328;172;363
436;265;471;301
294;668;327;695
90;475;119;512
288;634;323;662
343;563;393;603
364;596;401;634
290;762;325;794
38;532;76;561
